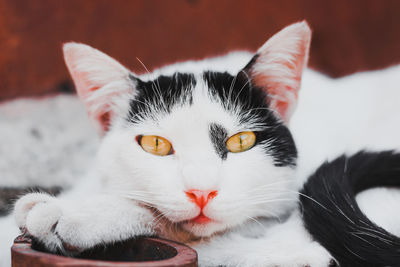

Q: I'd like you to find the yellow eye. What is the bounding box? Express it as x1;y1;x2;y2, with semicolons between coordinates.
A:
226;131;256;153
138;135;173;156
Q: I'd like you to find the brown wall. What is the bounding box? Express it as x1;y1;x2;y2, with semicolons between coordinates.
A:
1;0;400;101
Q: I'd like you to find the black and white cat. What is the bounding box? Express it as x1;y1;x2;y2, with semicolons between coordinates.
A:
4;21;400;266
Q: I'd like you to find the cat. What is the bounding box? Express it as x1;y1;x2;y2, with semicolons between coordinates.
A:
3;21;400;267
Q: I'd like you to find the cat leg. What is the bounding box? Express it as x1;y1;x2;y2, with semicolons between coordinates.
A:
14;192;155;254
190;212;336;267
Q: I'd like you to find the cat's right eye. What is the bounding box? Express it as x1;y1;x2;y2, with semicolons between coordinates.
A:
226;131;256;153
137;135;173;156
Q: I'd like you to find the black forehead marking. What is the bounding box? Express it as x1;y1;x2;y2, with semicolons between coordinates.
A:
209;123;228;160
127;72;196;122
203;71;268;116
203;71;297;167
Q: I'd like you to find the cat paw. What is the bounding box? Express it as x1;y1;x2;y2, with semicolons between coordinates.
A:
14;192;103;254
14;193;66;253
14;193;155;254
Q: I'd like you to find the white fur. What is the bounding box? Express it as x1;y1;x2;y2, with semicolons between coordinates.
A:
1;24;400;267
291;64;400;185
191;212;332;267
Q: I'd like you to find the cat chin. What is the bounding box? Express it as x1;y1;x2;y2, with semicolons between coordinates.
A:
181;220;228;237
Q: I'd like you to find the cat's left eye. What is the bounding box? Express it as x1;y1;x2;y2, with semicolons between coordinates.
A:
137;135;173;156
226;131;256;153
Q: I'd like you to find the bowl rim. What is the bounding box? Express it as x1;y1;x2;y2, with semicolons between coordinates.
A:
11;235;198;267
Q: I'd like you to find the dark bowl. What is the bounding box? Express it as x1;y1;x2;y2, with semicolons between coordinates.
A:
11;235;198;267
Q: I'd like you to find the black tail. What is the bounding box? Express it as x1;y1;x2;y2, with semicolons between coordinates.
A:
300;151;400;267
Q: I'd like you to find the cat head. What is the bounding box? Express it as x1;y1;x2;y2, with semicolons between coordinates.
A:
63;21;311;237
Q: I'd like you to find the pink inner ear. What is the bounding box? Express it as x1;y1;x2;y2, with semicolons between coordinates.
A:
90;86;101;92
73;70;110;133
250;21;311;122
258;43;306;117
63;42;133;135
71;71;99;98
99;112;110;132
273;97;290;120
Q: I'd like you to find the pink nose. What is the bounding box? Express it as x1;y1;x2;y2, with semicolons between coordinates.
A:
185;190;218;209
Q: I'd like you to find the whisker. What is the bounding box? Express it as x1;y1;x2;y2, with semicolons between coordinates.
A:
246;198;298;205
136;57;167;111
130;99;153;110
227;73;238;107
243;214;264;228
240;188;329;212
233;71;251;108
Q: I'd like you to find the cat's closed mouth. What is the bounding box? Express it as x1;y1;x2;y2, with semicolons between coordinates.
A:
189;213;212;224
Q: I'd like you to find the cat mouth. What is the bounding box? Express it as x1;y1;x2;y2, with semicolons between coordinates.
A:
145;205;214;225
188;212;212;224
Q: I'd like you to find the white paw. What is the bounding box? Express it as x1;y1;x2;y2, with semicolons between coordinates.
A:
14;193;155;254
14;193;65;252
14;193;57;230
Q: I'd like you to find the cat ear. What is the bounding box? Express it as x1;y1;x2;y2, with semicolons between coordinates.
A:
63;42;136;135
243;21;311;123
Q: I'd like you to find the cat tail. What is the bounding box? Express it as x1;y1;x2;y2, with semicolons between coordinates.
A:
300;151;400;267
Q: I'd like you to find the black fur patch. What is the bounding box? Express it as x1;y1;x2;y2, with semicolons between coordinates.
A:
209;123;228;160
203;71;297;167
127;72;196;123
300;151;400;267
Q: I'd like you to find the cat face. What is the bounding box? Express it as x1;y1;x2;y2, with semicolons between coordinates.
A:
63;21;311;237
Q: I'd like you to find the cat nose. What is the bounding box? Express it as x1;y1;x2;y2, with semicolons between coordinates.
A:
185;190;218;209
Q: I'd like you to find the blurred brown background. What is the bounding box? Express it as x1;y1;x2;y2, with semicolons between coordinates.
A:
1;0;400;101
